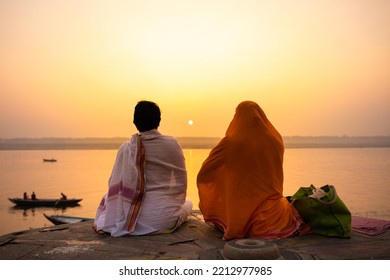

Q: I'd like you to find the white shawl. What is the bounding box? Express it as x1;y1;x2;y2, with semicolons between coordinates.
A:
94;130;190;237
94;133;145;237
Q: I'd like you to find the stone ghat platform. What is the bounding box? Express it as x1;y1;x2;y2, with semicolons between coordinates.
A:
1;211;390;260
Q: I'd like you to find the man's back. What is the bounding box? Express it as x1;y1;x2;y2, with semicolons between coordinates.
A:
94;100;192;237
131;130;188;235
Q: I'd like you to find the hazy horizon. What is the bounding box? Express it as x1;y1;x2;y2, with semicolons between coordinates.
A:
1;135;390;140
1;135;390;150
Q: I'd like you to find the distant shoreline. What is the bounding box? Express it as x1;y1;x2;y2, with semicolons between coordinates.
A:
1;136;390;150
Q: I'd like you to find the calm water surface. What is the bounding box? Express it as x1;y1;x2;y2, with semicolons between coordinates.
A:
0;148;389;235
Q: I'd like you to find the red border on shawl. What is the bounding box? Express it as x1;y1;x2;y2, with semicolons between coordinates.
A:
126;135;146;232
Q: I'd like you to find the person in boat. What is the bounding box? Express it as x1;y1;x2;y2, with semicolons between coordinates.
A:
61;193;67;200
23;192;29;200
197;100;303;240
94;100;192;237
31;192;37;200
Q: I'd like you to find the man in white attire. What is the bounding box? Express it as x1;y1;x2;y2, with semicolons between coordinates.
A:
94;101;192;237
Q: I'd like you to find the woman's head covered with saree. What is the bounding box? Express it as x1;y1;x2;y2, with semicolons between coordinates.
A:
197;101;302;240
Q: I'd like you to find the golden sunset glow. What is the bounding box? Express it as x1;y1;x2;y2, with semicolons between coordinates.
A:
1;0;389;138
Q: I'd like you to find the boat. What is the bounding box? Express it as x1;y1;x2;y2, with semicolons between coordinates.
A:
8;198;82;207
43;158;57;162
43;213;93;225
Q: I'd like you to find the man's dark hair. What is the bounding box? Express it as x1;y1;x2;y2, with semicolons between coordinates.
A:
133;101;161;132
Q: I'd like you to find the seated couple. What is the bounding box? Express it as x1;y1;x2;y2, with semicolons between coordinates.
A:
94;100;303;240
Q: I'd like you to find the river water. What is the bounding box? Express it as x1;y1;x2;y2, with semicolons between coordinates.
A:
0;147;389;235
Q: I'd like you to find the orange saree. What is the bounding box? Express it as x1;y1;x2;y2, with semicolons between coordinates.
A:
197;101;302;240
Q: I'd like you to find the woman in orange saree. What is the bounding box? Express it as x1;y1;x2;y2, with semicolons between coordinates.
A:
197;101;302;240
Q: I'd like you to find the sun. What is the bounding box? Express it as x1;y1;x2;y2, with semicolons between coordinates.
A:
188;120;194;126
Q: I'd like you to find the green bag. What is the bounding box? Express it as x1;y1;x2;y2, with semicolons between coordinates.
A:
291;184;351;238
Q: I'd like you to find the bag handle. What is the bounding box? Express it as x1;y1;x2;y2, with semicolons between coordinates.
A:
311;185;338;204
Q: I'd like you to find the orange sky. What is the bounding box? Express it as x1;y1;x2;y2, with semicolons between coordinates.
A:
1;0;389;138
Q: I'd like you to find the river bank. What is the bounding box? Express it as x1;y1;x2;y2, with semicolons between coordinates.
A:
1;211;390;260
1;136;390;150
